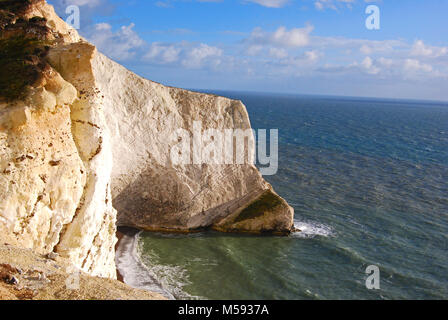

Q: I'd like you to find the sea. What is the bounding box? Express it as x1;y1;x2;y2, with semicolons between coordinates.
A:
116;92;448;300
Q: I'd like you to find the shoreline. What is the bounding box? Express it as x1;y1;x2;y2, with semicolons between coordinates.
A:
114;226;176;300
115;229;126;282
0;241;166;300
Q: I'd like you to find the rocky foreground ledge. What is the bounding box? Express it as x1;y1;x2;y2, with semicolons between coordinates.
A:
0;243;165;300
0;0;294;298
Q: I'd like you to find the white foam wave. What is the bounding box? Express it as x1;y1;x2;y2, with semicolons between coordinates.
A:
292;219;334;238
137;242;203;300
115;230;199;300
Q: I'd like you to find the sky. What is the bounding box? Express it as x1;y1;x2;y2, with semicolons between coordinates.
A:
47;0;448;101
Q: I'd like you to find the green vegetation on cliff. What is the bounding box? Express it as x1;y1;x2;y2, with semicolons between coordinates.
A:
234;191;283;223
0;0;36;13
0;0;50;101
0;36;49;101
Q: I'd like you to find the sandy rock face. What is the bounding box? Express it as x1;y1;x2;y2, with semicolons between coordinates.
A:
0;0;116;278
0;0;293;280
0;76;83;253
0;65;117;278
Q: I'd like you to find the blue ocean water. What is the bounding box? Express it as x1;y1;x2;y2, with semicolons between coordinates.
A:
138;92;448;299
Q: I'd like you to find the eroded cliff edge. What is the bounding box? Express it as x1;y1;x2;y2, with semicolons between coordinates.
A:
0;0;294;282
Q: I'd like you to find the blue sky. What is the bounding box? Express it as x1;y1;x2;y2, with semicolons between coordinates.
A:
48;0;448;101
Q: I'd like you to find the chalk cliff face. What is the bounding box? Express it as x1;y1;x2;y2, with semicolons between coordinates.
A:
0;0;117;278
0;0;294;279
93;54;294;234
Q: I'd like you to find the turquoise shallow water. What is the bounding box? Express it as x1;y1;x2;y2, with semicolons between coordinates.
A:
138;93;448;299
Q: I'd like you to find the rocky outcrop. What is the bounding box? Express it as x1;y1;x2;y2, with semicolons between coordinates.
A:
0;0;294;281
0;243;165;300
0;0;116;278
92;52;294;234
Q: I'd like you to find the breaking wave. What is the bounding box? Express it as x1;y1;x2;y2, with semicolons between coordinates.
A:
292;219;334;238
115;228;199;300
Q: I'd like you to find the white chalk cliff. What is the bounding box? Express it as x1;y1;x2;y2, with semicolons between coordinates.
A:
0;0;294;279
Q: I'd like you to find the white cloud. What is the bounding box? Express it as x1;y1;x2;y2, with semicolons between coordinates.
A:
246;45;263;56
360;44;372;55
246;25;314;48
145;43;182;64
86;23;145;61
144;42;223;69
49;0;103;7
236;25;448;81
361;56;380;74
49;0;108;12
184;44;223;68
305;50;320;63
155;1;173;8
62;0;102;7
82;19;446;85
377;57;393;68
404;59;433;73
283;50;321;66
341;56;381;75
411;40;448;58
269;47;288;59
315;36;407;54
314;0;356;11
247;0;290;8
313;0;382;11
